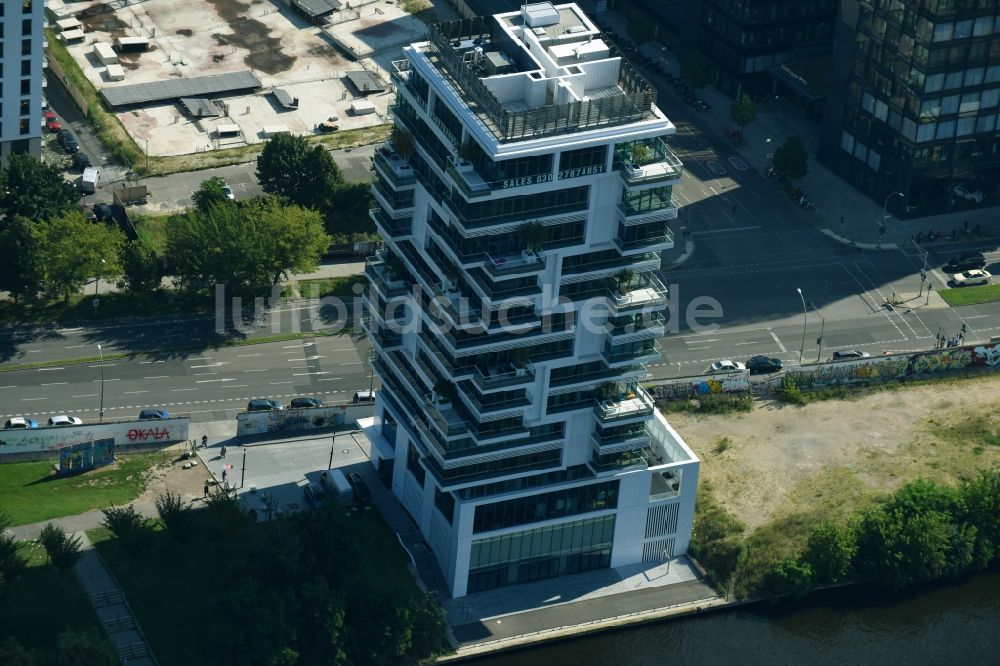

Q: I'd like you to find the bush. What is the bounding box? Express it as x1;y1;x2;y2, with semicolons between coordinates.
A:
803;521;857;585
0;513;27;589
777;376;807;405
658;393;753;414
763;557;813;599
100;505;153;561
155;491;195;542
689;483;746;594
38;523;83;573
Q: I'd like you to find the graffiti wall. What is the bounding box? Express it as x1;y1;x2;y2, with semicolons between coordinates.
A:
646;371;751;400
59;438;115;475
236;404;374;437
0;418;189;458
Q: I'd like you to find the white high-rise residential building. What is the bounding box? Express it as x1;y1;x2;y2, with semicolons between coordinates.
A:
0;0;45;165
359;1;699;598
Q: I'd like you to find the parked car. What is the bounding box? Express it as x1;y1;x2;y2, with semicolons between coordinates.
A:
138;408;170;420
48;415;84;426
746;355;783;375
352;389;376;403
93;203;113;221
43;111;61;133
57;130;79;153
4;417;38;429
72;153;92;171
347;472;371;505
706;360;746;374
951;183;985;203
247;398;282;411
289;397;323;409
221;181;235;200
80;205;97;222
831;350;871;360
944;252;987;273
952;269;992;287
301;480;326;509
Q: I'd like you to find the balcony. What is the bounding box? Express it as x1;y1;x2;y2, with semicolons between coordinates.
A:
618;145;683;187
369;207;413;239
484;250;545;278
603;341;662;367
617;197;679;226
443;196;588;233
594;386;655;424
614;228;674;255
367;323;404;352
430;281;484;329
561;251;660;282
549;362;647;390
592;425;653;452
589;446;660;473
425;393;469;437
607;312;667;342
459;388;532;421
607;273;670;314
472;364;535;391
373;149;417;188
364;256;410;299
372;180;416;218
445;156;555;200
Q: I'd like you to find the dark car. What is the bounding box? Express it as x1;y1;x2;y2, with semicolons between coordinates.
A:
72;153;92;170
944;252;986;273
57;130;79;153
747;355;783;375
289;397;323;409
138;408;170;420
302;481;326;509
832;350;871;360
347;472;371;505
93;203;113;221
247;398;282;412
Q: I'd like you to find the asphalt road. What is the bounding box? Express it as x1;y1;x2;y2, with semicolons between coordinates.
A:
0;336;376;425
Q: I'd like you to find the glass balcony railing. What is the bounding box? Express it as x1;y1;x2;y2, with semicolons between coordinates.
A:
483;250;545;278
445;156;556;200
607;312;667;339
602;341;662;366
364;256;411;299
472;363;535;391
594;386;655;423
607;273;670;313
373;149;417;188
614;228;674;253
369;207;413;238
617;197;679;224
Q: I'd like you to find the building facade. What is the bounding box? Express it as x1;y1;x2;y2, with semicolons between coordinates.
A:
1;0;45;164
819;0;1000;217
358;2;700;597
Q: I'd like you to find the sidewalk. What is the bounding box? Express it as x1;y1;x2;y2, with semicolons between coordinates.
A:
594;7;997;251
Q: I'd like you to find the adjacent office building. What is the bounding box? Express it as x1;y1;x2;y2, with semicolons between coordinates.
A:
1;0;45;165
358;2;699;597
820;0;1000;216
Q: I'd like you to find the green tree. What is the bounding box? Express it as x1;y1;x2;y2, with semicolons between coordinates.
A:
855;507;955;588
961;469;1000;567
345;590;413;666
0;216;43;302
117;240;164;293
100;505;153;563
256;134;344;210
407;591;450;660
0;637;35;666
192;176;234;213
38;523;83;574
772;135;808;180
295;577;347;666
0;154;80;223
803;521;857;584
34;212;125;302
51;629;117;666
154;491;195;542
325;182;375;242
680;53;710;89
764;557;813;599
729;94;757;129
0;513;27;589
167;197;329;297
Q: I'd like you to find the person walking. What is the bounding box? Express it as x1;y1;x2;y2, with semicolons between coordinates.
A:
221;446;227;459
201;434;208;448
222;468;228;484
203;482;210;499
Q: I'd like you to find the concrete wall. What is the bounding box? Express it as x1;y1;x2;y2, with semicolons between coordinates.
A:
0;418;190;460
236;404;374;436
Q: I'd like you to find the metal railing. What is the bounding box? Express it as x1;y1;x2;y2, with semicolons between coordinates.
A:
594;386;655;421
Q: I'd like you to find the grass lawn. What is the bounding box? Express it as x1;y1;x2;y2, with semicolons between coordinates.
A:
282;275;364;299
0;541;102;649
938;283;1000;306
0;289;216;326
90;507;422;666
0;452;170;526
132;214;171;256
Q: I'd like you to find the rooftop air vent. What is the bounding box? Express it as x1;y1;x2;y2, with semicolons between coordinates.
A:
521;2;559;29
533;27;547;36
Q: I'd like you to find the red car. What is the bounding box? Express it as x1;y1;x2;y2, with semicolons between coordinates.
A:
43;111;61;133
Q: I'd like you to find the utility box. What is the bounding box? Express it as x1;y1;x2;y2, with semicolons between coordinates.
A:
350;99;376;115
115;36;150;53
104;64;126;81
80;168;100;195
93;43;118;65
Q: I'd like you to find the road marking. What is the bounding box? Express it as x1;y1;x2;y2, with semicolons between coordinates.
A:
73;394;98;398
190;362;228;368
690;225;762;236
196;378;236;383
37;367;65;371
21;397;46;401
64;345;87;349
733;341;757;346
238;353;262;357
769;330;787;352
194;372;218;376
688;338;720;344
686;346;710;350
292;371;333;376
172;388;197;392
88;364;115;368
282;345;301;348
124;390;149;394
0;386;16;389
228;385;248;388
26;350;42;353
144;375;170;379
188;357;212;361
243;369;269;373
270;381;292;385
963;314;989;319
41;382;68;386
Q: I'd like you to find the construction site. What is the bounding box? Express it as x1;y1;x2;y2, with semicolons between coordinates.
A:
46;0;435;156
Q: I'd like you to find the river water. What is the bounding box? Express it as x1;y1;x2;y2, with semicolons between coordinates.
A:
472;571;1000;666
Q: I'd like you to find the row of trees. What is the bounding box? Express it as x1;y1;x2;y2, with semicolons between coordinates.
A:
765;472;1000;599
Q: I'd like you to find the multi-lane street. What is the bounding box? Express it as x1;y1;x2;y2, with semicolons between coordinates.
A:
0;336;373;425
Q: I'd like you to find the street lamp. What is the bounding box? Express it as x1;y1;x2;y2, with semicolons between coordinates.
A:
96;344;105;422
93;258;106;313
764;137;772;173
810;300;826;362
796;288;807;365
879;191;906;245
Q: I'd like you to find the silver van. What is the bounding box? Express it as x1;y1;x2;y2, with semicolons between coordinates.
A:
320;469;353;503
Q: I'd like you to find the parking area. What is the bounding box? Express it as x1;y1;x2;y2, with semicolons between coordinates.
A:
47;0;410;156
200;429;374;517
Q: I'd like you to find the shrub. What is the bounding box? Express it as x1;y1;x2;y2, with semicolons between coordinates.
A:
777;376;807;405
764;557;813;599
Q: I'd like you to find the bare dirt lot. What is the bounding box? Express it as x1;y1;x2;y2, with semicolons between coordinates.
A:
668;374;1000;531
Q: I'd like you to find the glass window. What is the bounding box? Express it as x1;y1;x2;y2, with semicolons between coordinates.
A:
874;99;889;121
975;114;996;133
867;150;881;171
841;131;855;153
888;110;902;130
960;92;981;114
942;95;960;114
987;66;1000;84
902;118;917;141
957;116;976;136
933;22;953;42
920;99;941;121
936;120;956;139
853;142;868;162
966;67;985;87
945;71;964;89
974;16;993;37
925;73;945;92
916;122;937;142
954;20;973;39
862;92;875;114
471;480;620;533
982;89;1000;108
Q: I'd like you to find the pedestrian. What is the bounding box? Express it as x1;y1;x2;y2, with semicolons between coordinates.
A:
222;468;228;483
221;446;227;459
201;434;208;448
203;482;209;498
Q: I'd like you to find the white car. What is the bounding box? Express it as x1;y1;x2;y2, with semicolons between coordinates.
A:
952;269;992;286
48;415;84;427
707;360;746;374
951;184;985;203
221;182;236;200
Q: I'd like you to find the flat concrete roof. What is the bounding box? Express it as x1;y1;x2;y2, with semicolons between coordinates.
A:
100;71;262;108
294;0;341;18
345;70;386;94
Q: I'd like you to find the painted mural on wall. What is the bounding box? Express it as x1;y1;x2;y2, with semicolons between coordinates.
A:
647;372;750;400
0;419;190;455
59;438;115;475
237;407;347;436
